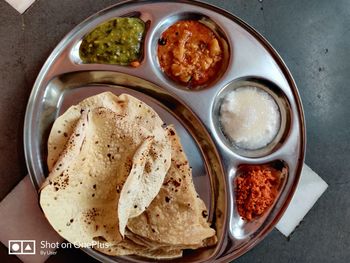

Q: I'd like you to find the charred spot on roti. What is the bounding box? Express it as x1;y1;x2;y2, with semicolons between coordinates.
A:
63;132;68;137
202;210;208;218
144;162;152;173
165;196;170;203
83;208;99;225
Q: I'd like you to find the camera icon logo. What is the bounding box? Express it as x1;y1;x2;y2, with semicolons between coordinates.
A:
8;240;36;255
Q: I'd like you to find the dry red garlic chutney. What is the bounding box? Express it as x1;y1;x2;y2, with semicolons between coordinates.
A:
235;165;283;221
158;20;223;87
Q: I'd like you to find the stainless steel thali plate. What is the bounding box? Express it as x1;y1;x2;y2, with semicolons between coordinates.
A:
24;0;306;262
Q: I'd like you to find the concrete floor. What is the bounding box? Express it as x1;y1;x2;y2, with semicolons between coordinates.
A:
0;0;349;262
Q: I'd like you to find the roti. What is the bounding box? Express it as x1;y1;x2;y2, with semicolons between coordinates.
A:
127;126;216;247
47;92;167;171
40;92;217;259
40;92;171;247
94;126;217;258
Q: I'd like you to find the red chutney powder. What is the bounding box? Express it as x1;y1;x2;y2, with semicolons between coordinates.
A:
235;167;280;221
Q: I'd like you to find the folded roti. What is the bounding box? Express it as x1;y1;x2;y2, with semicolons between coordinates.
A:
126;126;216;248
40;92;171;247
93;126;217;259
47;92;167;171
96;237;183;259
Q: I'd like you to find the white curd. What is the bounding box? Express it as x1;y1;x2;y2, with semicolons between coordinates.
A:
219;86;280;150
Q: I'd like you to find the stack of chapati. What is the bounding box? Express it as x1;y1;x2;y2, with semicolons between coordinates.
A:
40;92;216;259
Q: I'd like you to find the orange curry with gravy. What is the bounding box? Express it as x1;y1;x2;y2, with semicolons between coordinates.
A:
158;20;223;87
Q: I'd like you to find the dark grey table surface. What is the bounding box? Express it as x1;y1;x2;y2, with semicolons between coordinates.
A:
0;0;349;262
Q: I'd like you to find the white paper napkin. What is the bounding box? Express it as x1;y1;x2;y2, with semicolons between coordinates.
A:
276;164;328;236
5;0;35;14
0;163;327;262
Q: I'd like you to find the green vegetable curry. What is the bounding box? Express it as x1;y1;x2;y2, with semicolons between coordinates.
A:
79;17;145;65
